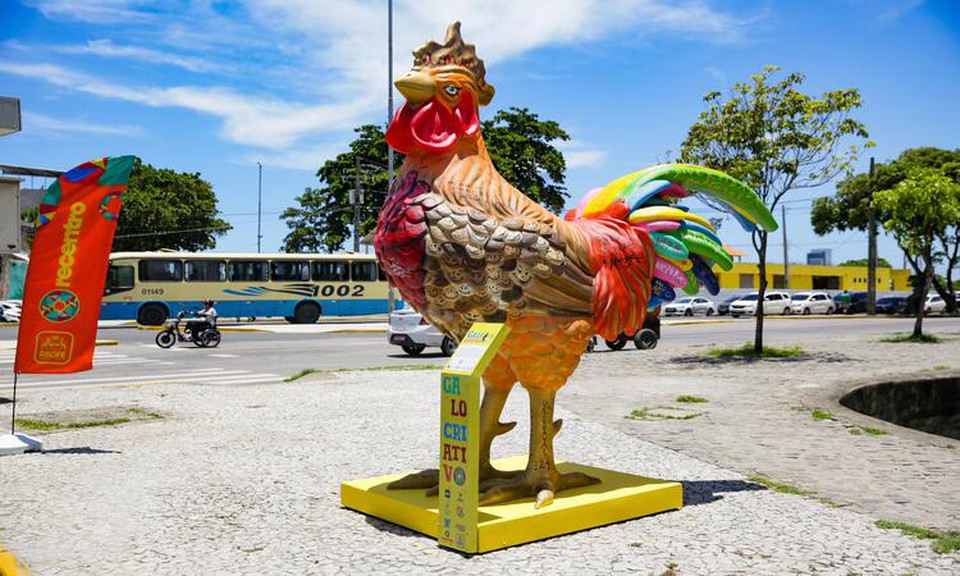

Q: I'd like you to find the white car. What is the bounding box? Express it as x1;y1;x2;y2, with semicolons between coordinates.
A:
0;300;21;323
790;292;835;315
729;291;793;317
388;307;458;356
662;297;717;317
925;294;946;314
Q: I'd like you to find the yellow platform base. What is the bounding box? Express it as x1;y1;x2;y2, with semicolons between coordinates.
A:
341;456;683;553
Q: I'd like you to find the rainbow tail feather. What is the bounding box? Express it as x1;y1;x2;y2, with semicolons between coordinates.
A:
577;163;777;310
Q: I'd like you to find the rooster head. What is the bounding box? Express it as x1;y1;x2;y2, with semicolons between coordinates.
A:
387;22;495;155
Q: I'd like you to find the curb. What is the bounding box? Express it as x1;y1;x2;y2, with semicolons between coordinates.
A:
136;326;268;334
328;329;389;334
95;339;119;346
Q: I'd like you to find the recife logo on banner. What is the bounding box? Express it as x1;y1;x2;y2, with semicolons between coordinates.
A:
14;156;136;374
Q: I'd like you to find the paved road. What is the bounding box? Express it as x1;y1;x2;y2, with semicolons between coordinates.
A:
2;316;957;394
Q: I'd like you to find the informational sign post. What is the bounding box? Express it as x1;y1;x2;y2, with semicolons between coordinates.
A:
437;322;509;553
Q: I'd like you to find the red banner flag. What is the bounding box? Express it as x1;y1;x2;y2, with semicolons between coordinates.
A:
14;156;135;374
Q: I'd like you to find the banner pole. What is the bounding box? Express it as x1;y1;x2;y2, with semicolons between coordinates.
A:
10;371;17;434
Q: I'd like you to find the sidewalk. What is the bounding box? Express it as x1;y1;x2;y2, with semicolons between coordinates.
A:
1;353;958;573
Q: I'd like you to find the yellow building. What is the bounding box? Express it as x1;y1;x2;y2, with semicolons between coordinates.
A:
715;262;911;292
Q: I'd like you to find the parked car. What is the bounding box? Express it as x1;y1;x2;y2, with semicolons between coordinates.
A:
0;300;21;323
875;296;907;314
833;291;868;314
716;295;742;316
662;296;717;317
925;294;946;315
388;307;458;356
789;292;834;315
729;291;792;317
598;315;661;351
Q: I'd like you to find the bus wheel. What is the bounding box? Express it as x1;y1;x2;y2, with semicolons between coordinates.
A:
293;302;321;324
138;303;168;326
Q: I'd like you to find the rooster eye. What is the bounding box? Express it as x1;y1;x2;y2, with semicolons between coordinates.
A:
443;85;460;96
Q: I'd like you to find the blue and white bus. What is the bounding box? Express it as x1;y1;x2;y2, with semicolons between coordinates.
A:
102;251;396;325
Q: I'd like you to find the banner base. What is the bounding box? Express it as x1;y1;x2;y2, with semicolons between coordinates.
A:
0;433;43;456
341;455;683;553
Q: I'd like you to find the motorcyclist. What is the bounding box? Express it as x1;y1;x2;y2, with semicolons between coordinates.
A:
188;299;218;341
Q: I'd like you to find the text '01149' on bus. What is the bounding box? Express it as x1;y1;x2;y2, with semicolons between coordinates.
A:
101;251;399;325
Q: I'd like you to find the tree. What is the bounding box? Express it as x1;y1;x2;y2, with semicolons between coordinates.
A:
114;159;231;251
812;148;960;313
680;66;870;353
874;170;960;337
839;257;891;268
282;107;570;253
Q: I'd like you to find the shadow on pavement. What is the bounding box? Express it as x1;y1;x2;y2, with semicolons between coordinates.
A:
42;447;122;455
669;351;855;367
682;479;767;506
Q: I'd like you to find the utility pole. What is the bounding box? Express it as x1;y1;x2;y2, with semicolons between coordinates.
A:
867;157;877;315
385;0;396;312
257;162;263;253
353;155;362;253
781;204;789;289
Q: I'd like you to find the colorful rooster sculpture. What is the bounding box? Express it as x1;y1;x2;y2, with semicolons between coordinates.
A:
375;22;777;508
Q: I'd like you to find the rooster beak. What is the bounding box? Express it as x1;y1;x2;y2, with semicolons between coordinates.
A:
395;70;435;107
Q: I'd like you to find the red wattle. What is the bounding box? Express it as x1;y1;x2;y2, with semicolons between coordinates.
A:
385;95;480;155
411;101;459;151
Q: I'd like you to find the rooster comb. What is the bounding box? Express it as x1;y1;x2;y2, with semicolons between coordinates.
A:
413;22;495;105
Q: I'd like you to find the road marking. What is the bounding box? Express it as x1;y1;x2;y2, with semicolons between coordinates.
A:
209;353;240;358
3;368;239;387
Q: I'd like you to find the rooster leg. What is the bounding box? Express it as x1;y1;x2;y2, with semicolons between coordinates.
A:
479;386;600;508
387;368;519;493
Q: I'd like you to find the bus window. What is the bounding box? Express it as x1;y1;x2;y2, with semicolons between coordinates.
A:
105;264;135;294
272;261;310;281
377;264;387;282
228;261;268;282
351;261;378;282
313;261;349;281
139;259;183;282
186;260;226;282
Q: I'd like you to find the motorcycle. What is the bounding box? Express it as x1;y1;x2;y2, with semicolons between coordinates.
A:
155;310;222;349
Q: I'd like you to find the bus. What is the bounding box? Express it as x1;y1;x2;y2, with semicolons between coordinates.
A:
101;251;397;325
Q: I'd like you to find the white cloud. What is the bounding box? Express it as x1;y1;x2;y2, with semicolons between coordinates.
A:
9;0;750;165
52;40;232;74
877;0;925;23
556;139;608;168
23;112;144;137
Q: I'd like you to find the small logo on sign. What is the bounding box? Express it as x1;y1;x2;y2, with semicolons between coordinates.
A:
35;331;74;364
39;289;81;323
453;467;466;486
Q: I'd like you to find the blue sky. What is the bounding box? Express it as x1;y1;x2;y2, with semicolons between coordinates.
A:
1;0;958;268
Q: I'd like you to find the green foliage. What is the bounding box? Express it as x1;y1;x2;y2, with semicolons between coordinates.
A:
115;159;231;251
838;257;892;268
707;343;804;358
875;170;960;258
675;395;709;403
880;332;942;343
680;66;870;353
875;520;960;554
281;108;570;253
850;425;890;436
811;409;836;421
747;474;815;496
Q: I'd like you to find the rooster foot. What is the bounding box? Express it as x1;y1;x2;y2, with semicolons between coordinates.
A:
478;469;600;509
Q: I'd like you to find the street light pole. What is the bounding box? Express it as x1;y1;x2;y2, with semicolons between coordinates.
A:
257;161;263;253
385;0;396;312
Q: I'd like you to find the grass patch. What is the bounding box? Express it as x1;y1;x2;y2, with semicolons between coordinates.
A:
288;364;445;382
747;474;815;496
811;409;836;421
15;407;161;432
850;425;890;436
706;343;804;359
675;395;709;404
874;519;960;554
880;332;942;344
626;406;705;421
16;417;132;431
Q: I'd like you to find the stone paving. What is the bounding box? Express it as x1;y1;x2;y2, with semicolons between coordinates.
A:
567;329;960;531
1;358;958;574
